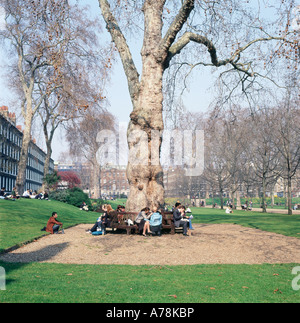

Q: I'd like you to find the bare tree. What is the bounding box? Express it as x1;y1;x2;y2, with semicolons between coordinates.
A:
248;108;281;212
274;90;300;215
39;58;109;188
98;0;298;211
0;0;67;193
66;109;116;199
204;116;230;209
204;107;247;209
0;0;106;194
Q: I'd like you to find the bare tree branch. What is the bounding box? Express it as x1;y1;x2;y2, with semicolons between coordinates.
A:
158;0;194;56
166;31;294;76
98;0;140;103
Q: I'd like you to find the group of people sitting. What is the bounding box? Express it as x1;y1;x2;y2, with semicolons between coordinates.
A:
0;187;8;199
134;203;194;236
0;187;19;200
22;189;49;200
86;202;194;237
0;187;49;200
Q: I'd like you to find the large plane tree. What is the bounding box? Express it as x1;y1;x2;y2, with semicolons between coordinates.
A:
99;0;298;211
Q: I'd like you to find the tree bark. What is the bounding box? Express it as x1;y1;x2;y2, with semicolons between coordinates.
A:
125;1;166;211
218;181;224;209
287;171;293;215
90;157;101;199
16;110;33;194
262;174;267;213
98;0;199;211
42;140;53;192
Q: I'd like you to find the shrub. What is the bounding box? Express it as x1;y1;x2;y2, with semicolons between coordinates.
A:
49;190;68;203
49;188;91;208
66;187;91;208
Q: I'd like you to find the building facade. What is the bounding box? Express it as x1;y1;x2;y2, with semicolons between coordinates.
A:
0;106;54;193
100;166;130;198
55;162;130;199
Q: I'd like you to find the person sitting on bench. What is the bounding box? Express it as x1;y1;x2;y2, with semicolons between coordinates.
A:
173;205;189;236
87;214;103;234
149;207;162;236
87;204;113;235
135;207;152;236
117;204;125;223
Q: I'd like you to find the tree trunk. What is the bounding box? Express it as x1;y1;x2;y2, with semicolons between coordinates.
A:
219;186;224;209
283;178;287;209
16;112;33;194
287;174;293;215
42;142;52;192
98;0;193;211
236;191;241;209
118;1;167;212
125;24;165;211
262;175;267;213
230;190;236;209
90;158;101;199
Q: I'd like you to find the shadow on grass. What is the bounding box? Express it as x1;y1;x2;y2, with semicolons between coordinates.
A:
0;242;69;287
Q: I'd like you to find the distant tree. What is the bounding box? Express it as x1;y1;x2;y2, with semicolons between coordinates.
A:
0;0;107;194
43;171;61;192
273;90;300;215
66;109;116;199
58;171;81;189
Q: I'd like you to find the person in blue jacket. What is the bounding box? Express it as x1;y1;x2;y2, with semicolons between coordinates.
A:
149;207;162;236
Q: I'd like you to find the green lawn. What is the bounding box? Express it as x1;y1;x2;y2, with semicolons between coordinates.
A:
189;207;300;238
0;199;300;303
203;197;300;209
1;262;299;303
0;199;97;253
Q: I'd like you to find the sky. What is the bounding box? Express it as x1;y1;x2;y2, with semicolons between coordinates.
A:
0;0;215;162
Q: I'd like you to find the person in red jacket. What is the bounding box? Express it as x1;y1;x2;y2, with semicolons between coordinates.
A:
46;212;63;234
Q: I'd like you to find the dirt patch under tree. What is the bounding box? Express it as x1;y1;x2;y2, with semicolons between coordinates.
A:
1;224;300;265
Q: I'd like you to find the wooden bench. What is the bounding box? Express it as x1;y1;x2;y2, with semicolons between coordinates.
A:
110;212;139;235
161;211;183;235
97;210;180;235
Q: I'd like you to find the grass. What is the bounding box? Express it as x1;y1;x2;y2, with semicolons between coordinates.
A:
203;197;300;209
0;198;300;303
189;207;300;238
1;262;299;303
0;199;96;253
